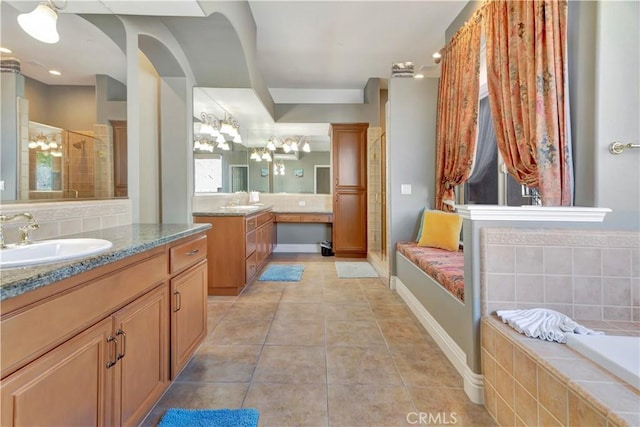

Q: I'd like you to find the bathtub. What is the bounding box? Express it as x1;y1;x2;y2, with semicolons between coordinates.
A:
566;334;640;390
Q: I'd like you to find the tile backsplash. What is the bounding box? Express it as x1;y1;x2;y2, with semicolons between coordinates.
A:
192;193;332;213
0;199;132;242
480;228;640;321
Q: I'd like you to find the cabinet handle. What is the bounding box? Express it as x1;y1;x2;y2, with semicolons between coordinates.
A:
186;249;199;256
116;329;126;360
173;290;181;312
106;335;118;368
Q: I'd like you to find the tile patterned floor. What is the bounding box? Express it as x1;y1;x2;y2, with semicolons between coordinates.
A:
141;256;496;427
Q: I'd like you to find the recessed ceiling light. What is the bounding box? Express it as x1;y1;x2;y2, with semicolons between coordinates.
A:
49;70;61;76
414;73;425;79
0;47;12;53
432;51;442;59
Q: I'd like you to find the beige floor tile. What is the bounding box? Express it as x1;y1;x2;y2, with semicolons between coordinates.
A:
223;301;279;321
324;302;375;321
244;383;328;427
391;344;463;388
326;320;386;347
280;287;324;302
326;346;402;385
207;302;233;332
378;318;431;346
253;345;326;384
328;384;415;427
140;382;249;426
266;317;325;345
145;257;494;426
208;318;272;345
275;302;324;321
180;345;262;382
407;386;497;426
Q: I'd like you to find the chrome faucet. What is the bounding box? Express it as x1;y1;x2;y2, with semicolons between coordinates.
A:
0;213;40;248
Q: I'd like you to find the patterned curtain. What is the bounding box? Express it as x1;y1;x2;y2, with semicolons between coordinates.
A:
435;13;483;212
485;0;573;205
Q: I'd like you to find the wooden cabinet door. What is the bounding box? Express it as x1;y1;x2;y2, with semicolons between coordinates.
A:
113;285;169;427
332;123;367;188
333;191;367;254
170;261;208;378
0;318;114;427
111;120;127;197
332;123;368;257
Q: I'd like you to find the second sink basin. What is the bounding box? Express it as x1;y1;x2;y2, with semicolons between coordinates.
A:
0;238;113;269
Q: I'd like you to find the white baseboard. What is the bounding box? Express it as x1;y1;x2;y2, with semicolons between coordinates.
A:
394;276;485;405
273;244;320;253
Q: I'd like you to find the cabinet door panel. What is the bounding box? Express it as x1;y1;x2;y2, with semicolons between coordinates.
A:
171;261;208;378
0;318;113;427
114;285;169;427
332;124;367;188
333;191;367;254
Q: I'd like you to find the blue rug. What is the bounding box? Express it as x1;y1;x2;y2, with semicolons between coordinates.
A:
158;408;259;427
258;264;304;282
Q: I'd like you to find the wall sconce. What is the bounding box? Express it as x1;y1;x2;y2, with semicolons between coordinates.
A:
199;113;220;137
18;0;66;44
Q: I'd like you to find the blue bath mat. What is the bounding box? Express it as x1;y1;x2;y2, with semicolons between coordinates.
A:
158;408;259;427
258;264;304;282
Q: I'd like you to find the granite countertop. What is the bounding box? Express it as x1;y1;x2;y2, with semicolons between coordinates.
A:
0;223;211;302
192;204;272;217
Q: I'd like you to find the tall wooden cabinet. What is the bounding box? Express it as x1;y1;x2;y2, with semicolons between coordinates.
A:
331;123;368;257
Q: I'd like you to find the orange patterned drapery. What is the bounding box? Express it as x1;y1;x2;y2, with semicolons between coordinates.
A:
485;0;573;205
435;13;483;212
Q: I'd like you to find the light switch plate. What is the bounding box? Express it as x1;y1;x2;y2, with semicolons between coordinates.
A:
298;201;306;207
401;184;412;195
0;181;4;191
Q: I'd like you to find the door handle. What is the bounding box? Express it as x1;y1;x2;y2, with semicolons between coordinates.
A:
173;290;182;312
116;329;126;360
106;335;118;368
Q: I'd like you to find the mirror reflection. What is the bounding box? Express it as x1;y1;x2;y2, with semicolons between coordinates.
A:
1;2;127;203
192;87;331;195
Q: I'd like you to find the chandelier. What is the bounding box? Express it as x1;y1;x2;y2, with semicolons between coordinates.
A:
28;133;63;157
194;111;240;152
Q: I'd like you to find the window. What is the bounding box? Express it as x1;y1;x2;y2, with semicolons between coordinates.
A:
461;94;531;206
194;155;222;193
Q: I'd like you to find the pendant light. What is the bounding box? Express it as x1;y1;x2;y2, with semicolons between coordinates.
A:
18;1;65;44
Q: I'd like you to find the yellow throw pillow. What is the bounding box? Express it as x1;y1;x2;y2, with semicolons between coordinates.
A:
417;210;462;251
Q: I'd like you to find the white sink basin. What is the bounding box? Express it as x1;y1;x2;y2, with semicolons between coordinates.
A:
0;238;113;268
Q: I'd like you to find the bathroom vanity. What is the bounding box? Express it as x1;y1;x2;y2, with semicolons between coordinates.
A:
194;206;275;296
0;224;210;427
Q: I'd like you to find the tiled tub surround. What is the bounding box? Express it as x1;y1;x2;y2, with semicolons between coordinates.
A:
193;193;332;213
0;223;209;301
481;316;640;427
0;199;132;242
480;228;640;321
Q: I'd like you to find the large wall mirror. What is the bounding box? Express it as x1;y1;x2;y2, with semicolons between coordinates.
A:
0;2;127;203
193;87;331;195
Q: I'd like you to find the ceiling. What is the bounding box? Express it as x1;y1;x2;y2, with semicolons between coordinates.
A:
1;0;466;147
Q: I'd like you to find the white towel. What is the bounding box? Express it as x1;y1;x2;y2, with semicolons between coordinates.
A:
496;308;604;343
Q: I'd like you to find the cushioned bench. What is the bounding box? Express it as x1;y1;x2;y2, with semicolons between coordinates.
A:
396;241;465;302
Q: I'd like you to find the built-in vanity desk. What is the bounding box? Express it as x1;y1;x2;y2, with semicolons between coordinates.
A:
274;212;333;223
0;224;210;427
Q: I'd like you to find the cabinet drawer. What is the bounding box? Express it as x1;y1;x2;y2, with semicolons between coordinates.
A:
1;253;167;379
246;216;257;232
275;214;301;222
246;229;256;258
170;235;207;274
245;252;257;283
257;212;272;226
306;214;332;223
